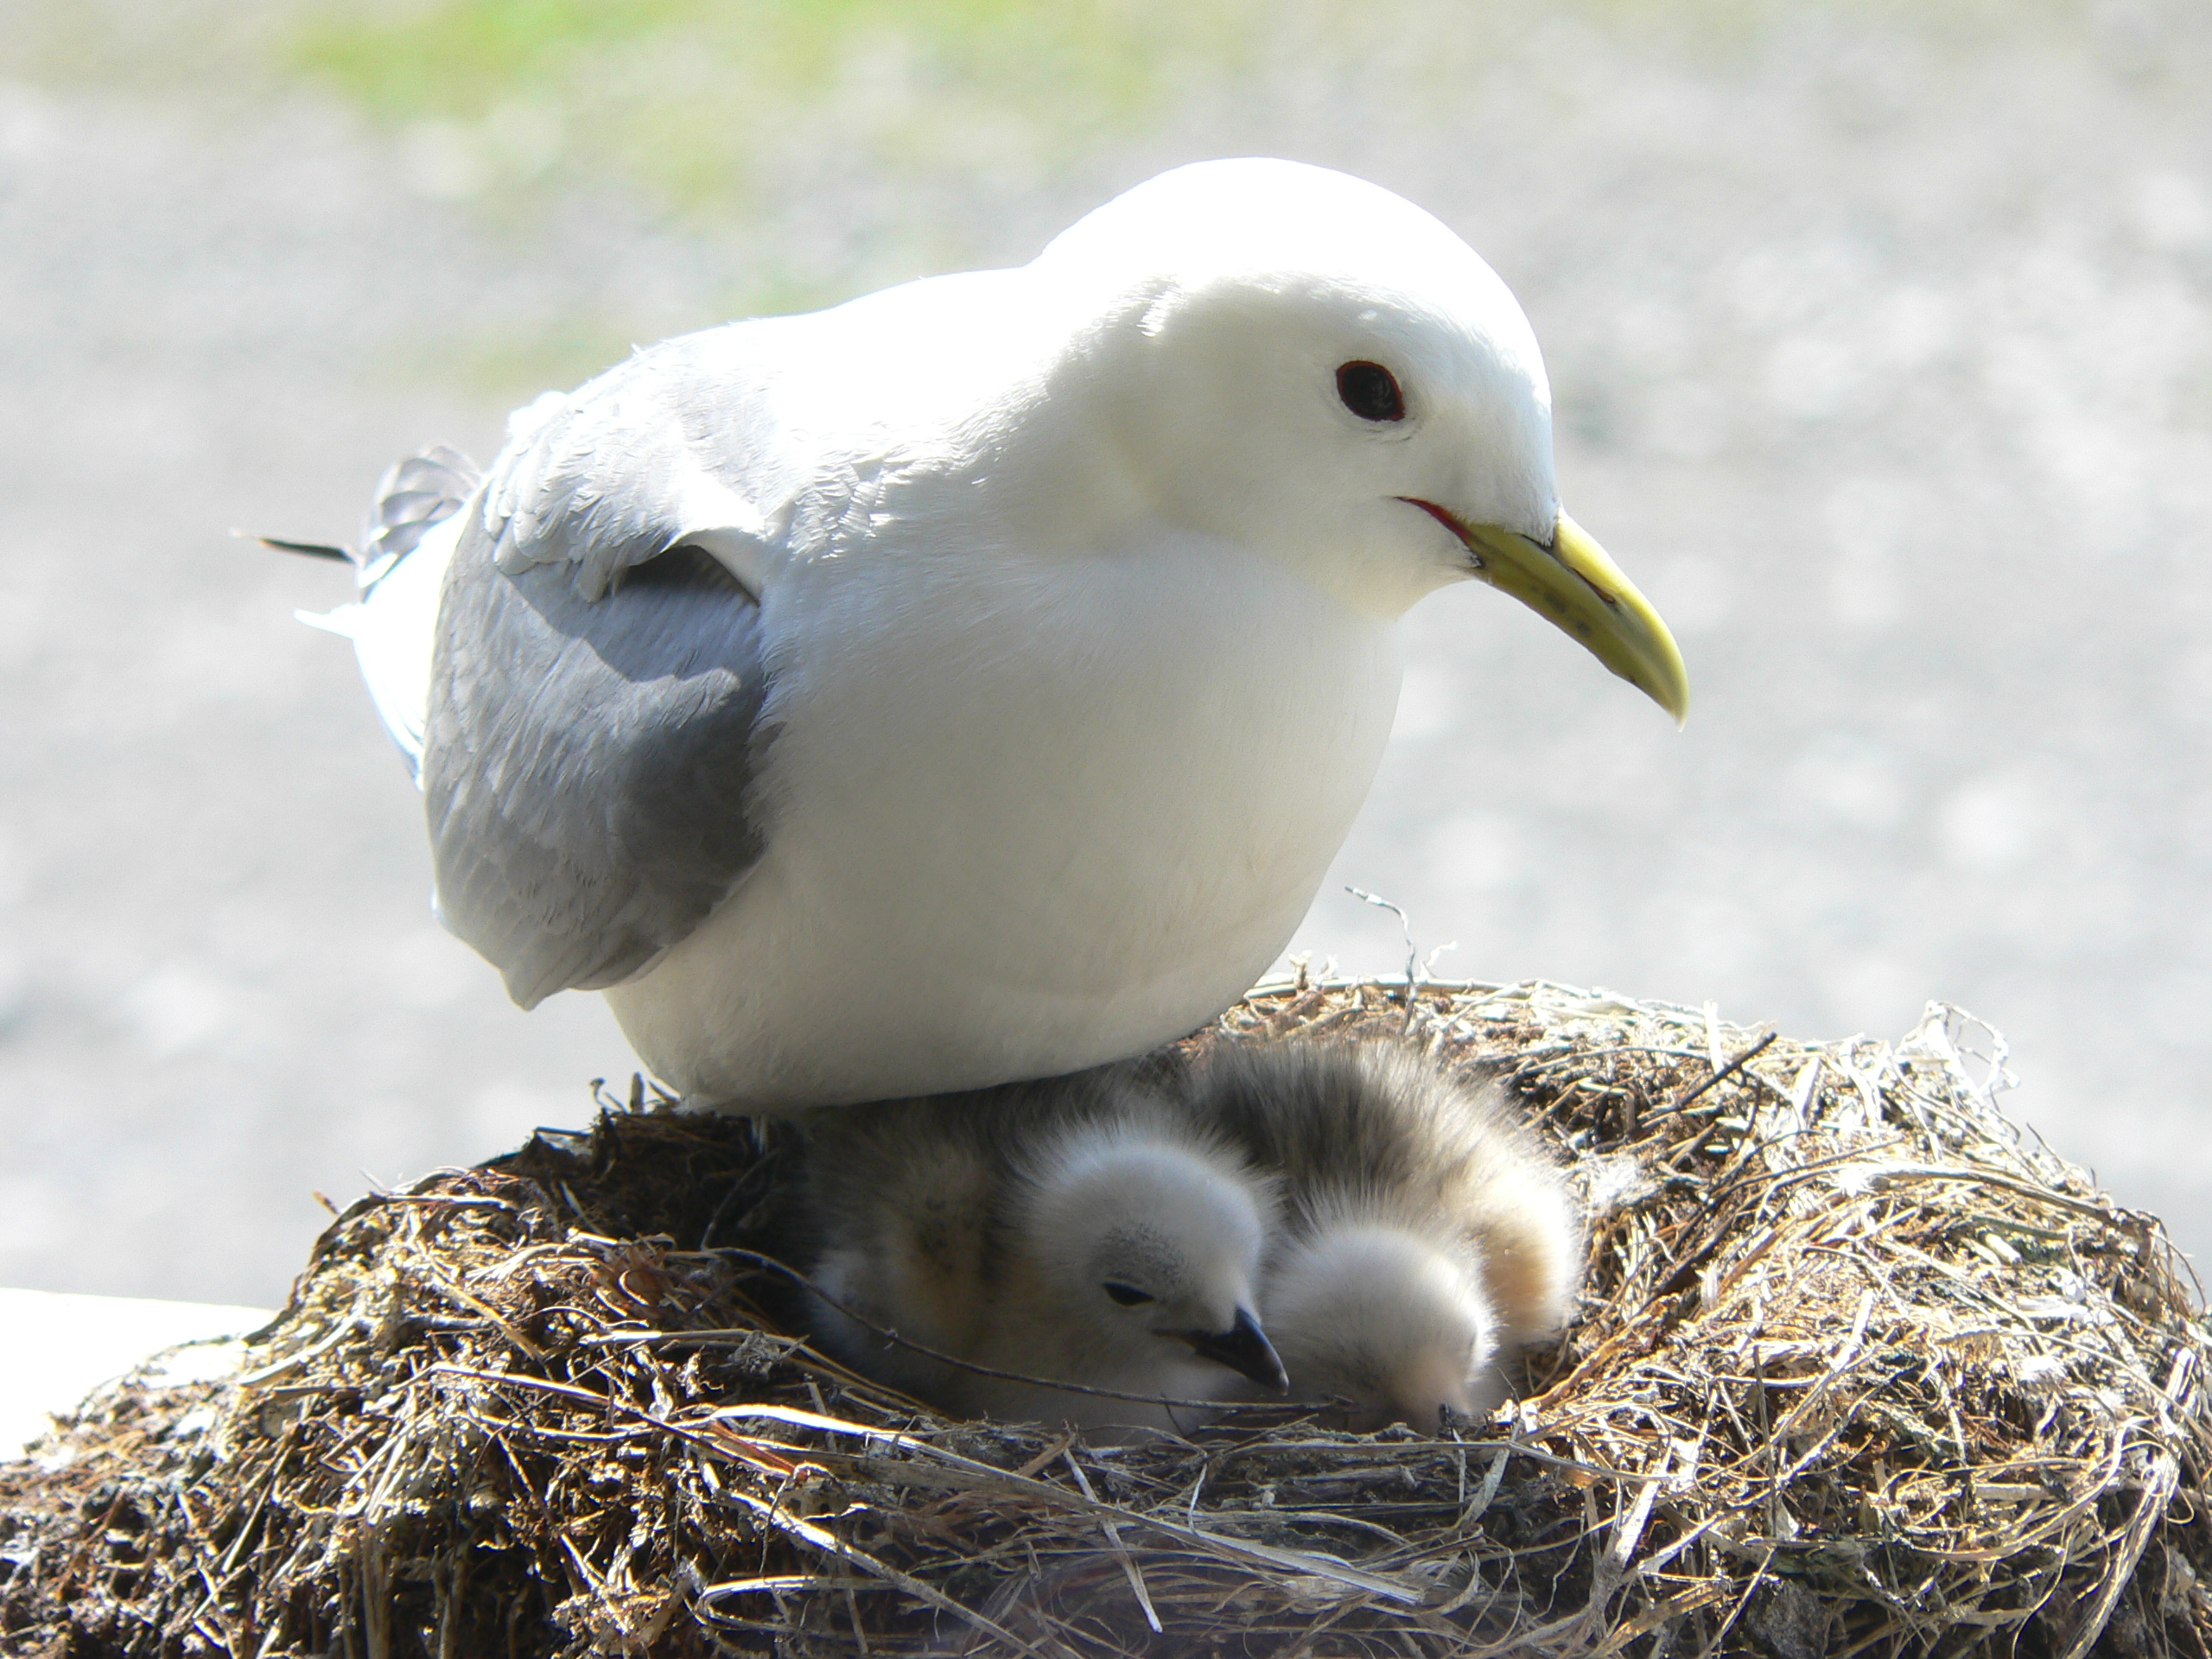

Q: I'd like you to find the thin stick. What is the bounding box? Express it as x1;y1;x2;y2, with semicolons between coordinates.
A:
1663;1031;1778;1119
1064;1450;1163;1634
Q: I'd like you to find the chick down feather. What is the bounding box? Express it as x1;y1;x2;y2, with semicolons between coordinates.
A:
794;1065;1287;1440
1179;1039;1585;1429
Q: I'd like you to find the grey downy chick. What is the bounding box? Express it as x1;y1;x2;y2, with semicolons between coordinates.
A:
1180;1039;1584;1432
797;1067;1287;1440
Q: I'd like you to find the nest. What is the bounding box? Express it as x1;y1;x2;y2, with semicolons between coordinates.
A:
5;979;2209;1659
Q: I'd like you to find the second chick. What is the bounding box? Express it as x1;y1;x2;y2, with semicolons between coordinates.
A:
1181;1039;1584;1432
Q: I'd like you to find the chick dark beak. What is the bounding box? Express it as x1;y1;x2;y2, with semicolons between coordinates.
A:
1177;1306;1288;1393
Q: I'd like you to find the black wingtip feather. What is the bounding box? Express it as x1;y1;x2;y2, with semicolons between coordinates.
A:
257;534;356;563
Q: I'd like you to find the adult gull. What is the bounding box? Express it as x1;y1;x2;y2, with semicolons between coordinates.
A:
294;158;1689;1108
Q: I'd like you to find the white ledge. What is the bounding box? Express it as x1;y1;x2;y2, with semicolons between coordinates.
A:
0;1287;274;1460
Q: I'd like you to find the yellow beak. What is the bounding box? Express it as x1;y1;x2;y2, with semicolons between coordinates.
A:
1455;510;1690;725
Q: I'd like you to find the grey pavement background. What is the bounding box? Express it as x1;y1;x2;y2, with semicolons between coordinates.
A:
3;1;2209;1306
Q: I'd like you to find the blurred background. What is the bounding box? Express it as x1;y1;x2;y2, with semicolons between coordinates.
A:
3;0;2208;1306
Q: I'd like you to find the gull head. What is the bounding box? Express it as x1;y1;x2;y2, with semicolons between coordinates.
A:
1022;157;1688;721
1264;1220;1503;1432
1016;1126;1288;1394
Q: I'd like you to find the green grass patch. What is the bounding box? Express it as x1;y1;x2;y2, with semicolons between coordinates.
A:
284;0;1262;218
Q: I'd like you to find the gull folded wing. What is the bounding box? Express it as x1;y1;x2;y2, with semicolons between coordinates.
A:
423;337;785;1009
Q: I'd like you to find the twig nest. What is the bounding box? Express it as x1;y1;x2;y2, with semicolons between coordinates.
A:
3;981;2207;1657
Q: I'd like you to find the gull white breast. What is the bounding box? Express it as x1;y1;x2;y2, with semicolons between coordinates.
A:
795;1069;1287;1440
1180;1040;1584;1430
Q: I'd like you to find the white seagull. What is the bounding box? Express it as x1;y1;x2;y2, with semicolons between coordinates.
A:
293;157;1688;1108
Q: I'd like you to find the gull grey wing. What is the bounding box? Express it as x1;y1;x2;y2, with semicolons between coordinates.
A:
423;327;798;1008
425;520;772;1009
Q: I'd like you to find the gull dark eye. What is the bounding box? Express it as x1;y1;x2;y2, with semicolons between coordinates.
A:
1336;360;1405;423
1102;1281;1155;1306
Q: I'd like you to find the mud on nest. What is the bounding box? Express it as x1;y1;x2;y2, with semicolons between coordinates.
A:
4;979;2209;1658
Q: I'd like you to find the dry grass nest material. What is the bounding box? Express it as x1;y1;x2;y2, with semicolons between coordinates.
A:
5;979;2209;1659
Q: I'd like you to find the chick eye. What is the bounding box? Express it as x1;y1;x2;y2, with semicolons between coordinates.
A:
1336;360;1405;423
1102;1281;1155;1306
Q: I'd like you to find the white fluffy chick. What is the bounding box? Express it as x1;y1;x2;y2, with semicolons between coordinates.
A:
798;1069;1287;1440
1179;1040;1584;1431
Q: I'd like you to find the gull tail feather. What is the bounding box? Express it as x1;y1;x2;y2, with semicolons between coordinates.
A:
296;605;363;639
277;444;485;785
254;443;484;586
